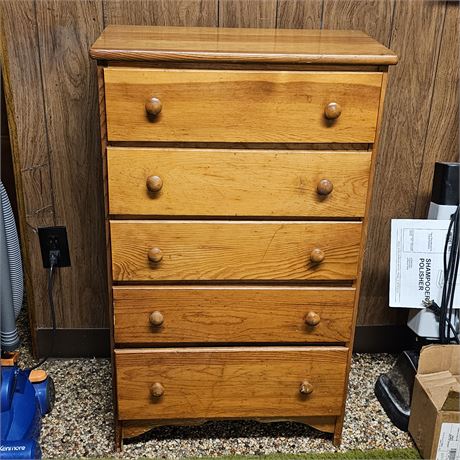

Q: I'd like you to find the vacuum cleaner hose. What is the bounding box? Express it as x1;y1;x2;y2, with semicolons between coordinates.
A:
0;181;23;350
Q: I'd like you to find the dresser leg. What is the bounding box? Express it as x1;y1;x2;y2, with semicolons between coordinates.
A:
333;418;343;447
115;420;123;452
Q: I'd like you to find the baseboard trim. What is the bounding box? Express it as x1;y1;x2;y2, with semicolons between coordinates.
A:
35;325;415;357
353;325;416;353
36;328;110;358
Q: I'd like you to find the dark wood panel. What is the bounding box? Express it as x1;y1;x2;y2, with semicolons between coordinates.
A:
0;3;54;223
103;0;218;26
35;0;108;328
36;328;110;358
276;0;322;29
1;76;9;136
353;325;416;353
322;0;395;46
218;0;277;27
414;2;459;217
102;0;156;24
0;0;56;351
357;0;447;325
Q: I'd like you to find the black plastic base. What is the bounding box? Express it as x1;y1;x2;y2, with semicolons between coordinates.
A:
374;350;419;432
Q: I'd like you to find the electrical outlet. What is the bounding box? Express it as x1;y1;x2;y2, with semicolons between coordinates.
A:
38;226;71;268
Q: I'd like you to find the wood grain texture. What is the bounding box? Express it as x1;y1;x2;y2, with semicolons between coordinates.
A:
219;0;276;28
322;0;395;46
414;2;459;218
90;25;398;64
113;286;356;344
104;68;383;143
0;0;54;343
115;346;348;420
358;0;447;325
35;0;108;328
110;220;362;282
97;64;123;447
103;0;218;27
107;148;371;218
276;0;322;29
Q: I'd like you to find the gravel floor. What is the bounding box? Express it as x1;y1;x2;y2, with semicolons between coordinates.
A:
16;309;414;458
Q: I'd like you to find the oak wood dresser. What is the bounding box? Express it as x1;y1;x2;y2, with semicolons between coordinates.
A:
90;26;397;449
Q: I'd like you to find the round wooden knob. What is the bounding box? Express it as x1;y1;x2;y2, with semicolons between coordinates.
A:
146;175;163;193
150;382;164;398
299;380;314;395
324;102;342;120
148;247;163;263
317;179;333;196
145;97;162;116
305;311;321;327
149;311;164;327
310;248;325;264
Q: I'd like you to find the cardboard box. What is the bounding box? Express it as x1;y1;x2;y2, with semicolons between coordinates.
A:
409;345;460;459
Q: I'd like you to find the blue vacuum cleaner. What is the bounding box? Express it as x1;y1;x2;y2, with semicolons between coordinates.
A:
1;352;54;459
1;181;54;459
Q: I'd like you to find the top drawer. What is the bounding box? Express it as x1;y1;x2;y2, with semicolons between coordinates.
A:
104;69;383;143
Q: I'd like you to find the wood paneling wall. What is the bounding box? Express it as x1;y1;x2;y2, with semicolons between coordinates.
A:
0;1;458;350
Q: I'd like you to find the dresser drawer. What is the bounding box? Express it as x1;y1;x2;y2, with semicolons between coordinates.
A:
115;346;348;420
113;286;355;344
104;68;382;143
107;148;371;218
110;221;362;282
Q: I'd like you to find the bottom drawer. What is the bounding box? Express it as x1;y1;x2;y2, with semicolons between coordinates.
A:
115;347;348;420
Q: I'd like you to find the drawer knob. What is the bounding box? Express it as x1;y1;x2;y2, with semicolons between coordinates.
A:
145;97;162;116
150;382;164;398
317;179;333;196
310;248;325;264
305;311;321;327
324;102;342;120
148;247;163;263
299;380;314;395
149;311;164;327
146;175;163;193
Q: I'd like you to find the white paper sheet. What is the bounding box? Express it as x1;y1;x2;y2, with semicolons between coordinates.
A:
389;219;460;309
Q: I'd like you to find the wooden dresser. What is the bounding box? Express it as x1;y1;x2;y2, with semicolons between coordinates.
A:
90;26;397;449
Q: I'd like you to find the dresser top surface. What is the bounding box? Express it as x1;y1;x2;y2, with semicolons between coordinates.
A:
90;25;398;65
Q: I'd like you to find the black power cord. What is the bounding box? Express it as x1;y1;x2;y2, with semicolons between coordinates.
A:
425;205;460;344
29;250;58;370
445;206;459;342
425;300;459;344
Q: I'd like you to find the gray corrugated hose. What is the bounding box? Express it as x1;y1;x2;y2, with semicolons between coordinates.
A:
0;181;23;351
